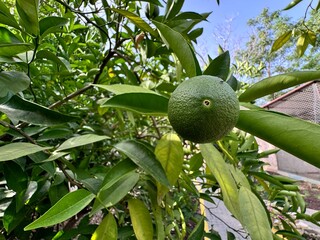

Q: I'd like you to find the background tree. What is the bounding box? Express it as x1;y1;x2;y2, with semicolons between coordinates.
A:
0;0;320;239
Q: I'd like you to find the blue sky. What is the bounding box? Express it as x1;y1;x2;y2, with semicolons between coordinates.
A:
182;0;311;58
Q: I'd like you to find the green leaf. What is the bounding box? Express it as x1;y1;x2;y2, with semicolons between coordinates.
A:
24;189;95;230
36;50;70;71
91;171;139;215
98;158;137;193
296;33;308;57
0;2;20;29
101;93;168;116
236;109;320;168
239;187;273;240
0;43;33;57
56;134;109;152
239;71;320;102
0;143;51;161
200;144;240;219
0;95;78;125
128;198;154;240
16;0;39;35
188;216;205;240
165;0;184;20
0;27;33;56
283;0;303;10
91;213;117;240
155;133;183;203
111;8;157;37
0;71;30;98
271;31;292;53
203;51;230;80
39;16;68;37
94;84;156;94
114;140;170;187
153;20;201;77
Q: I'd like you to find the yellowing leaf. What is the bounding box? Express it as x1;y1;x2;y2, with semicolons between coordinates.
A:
271;31;292;53
239;187;273;240
128;199;153;240
200;144;240;220
91;213;117;240
155;133;184;203
296;33;308;57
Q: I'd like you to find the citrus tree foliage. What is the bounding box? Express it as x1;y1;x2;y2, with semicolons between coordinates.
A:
1;0;320;239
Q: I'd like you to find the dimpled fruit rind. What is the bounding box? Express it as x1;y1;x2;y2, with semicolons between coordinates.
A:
168;75;240;143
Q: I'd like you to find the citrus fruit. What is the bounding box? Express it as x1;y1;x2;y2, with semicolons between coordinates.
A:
168;75;239;143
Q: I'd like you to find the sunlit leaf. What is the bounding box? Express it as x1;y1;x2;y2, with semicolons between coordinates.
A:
239;71;320;102
296;33;308;57
115;140;170;187
56;134;109;152
0;143;51;161
94;84;156;94
271;31;292;53
0;95;78;125
111;8;157;37
283;0;303;10
153;20;201;77
91;213;117;240
155;133;183;203
239;187;273;240
128;198;153;240
101;92;168;116
0;2;20;29
24;189;95;230
200;144;240;219
236;109;320;168
203;51;230;80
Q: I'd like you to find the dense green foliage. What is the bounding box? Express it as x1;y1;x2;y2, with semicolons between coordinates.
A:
0;0;320;239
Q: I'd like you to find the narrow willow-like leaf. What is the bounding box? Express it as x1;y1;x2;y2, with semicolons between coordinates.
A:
56;134;109;152
111;8;157;37
94;84;157;94
271;31;292;53
114;140;170;187
239;71;320;102
200;144;240;219
155;133;184;203
0;71;30;97
128;198;154;240
239;187;273;240
24;189;95;230
101;93;169;116
91;213;117;240
236;109;320;168
153;21;201;77
188;216;205;240
283;0;303;10
0;143;51;161
0;95;78;125
203;51;230;80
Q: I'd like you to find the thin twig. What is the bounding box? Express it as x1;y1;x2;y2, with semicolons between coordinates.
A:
150;116;162;139
0;120;36;144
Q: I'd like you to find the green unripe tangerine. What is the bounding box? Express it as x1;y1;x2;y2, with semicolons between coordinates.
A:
168;75;240;143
